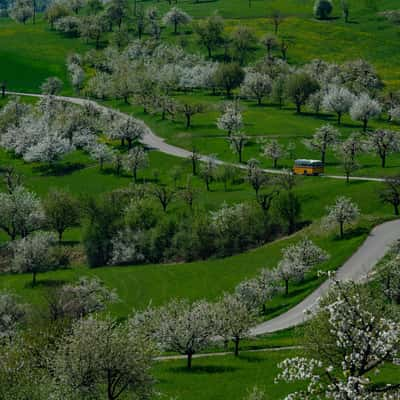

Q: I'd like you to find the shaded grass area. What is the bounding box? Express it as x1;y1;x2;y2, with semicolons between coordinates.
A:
153;349;400;400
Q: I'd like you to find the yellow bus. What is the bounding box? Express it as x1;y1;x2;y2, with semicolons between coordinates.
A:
293;159;324;176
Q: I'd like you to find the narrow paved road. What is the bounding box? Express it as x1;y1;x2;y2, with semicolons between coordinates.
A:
251;219;400;335
7;92;387;182
7;92;399;334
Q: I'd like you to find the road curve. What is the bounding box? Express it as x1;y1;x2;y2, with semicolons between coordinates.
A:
6;92;399;334
251;218;400;335
7;92;387;183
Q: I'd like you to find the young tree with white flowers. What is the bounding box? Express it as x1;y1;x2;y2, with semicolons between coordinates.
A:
324;196;359;238
261;139;285;168
304;124;341;164
89;143;114;170
51;315;156;400
200;156;217;191
240;72;272;105
228;131;248;163
275;238;328;295
41;77;63;95
12;232;57;286
0;186;44;240
162;7;192;34
246;158;268;198
157;299;215;369
276;281;400;399
365;129;400;168
0;291;26;343
109;117;146;149
350;93;381;131
322;85;355;125
217;101;243;136
215;293;256;356
23;132;72;165
123;147;149;183
47;276;119;321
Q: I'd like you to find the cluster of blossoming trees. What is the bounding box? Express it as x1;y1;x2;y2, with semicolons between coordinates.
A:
1;238;399;399
69;35;400;174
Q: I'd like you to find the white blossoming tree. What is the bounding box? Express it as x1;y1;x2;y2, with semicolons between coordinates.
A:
217;101;243;136
23;132;73;166
240;72;272;105
162;7;192;34
322;85;355;124
304;124;341;164
123;146;149;183
323;196;359;238
276;238;329;295
350;93;382;131
261;139;285;168
0;186;45;240
215;293;257;356
228;131;248;163
157;298;215;369
12;231;57;286
109;117;146;149
89;143;115;170
276;281;400;399
365;129;400;168
51;316;155;400
47;276;119;321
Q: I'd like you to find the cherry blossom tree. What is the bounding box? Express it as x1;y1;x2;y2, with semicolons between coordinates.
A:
157;299;215;369
304;124;341;164
162;7;192;34
23;132;72;165
200;156;217;191
52;315;156;400
323;196;359;238
365;129;400;168
109;117;146;149
240;72;272;105
276;281;400;399
215;293;256;356
350;93;381;132
228;131;248;163
261;139;285;168
47;277;119;321
275;238;328;295
11;232;57;285
123;147;149;183
0;186;45;240
89;143;114;170
322;85;355;125
41;76;63;95
246;158;268;198
217;101;243;136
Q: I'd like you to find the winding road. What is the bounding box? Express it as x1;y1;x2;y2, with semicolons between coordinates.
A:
251;219;400;335
6;92;399;334
7;92;387;182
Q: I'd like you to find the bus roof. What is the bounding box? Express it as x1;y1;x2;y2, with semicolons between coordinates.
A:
294;159;323;165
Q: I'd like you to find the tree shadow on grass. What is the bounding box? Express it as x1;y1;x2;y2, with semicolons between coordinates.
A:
33;162;86;176
170;365;238;374
237;354;265;363
332;226;370;241
25;279;67;289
